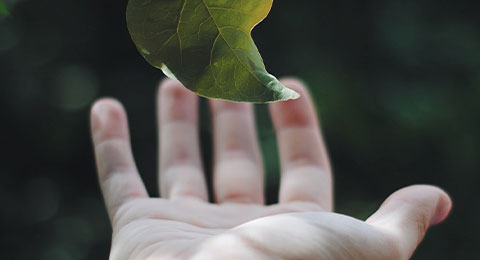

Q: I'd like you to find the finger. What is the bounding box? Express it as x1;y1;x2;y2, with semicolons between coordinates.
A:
91;99;148;221
269;78;332;210
367;185;452;259
158;79;208;201
210;100;264;204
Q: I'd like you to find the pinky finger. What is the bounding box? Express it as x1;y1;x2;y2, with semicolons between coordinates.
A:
91;99;148;222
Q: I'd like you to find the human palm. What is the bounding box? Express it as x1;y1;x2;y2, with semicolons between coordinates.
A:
91;79;451;260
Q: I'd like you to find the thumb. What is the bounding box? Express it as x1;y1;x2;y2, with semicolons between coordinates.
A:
366;185;452;259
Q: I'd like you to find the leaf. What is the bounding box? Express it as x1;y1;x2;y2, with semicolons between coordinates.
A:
126;0;299;103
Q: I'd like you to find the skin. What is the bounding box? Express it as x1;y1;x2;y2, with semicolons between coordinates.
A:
90;78;452;260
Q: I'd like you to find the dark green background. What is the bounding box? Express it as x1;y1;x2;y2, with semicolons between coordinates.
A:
1;0;477;259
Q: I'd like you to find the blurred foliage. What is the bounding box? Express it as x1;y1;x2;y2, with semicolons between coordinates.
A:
0;1;7;16
0;0;478;259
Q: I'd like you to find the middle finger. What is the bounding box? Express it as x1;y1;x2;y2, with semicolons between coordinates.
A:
210;100;264;204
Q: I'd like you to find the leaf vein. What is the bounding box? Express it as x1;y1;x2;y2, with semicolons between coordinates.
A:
177;0;187;65
208;6;252;16
194;2;203;14
232;61;248;98
201;0;264;93
209;33;225;93
219;26;249;34
159;33;177;53
197;17;212;35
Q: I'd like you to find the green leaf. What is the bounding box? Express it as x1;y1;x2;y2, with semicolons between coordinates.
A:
0;0;8;16
126;0;299;103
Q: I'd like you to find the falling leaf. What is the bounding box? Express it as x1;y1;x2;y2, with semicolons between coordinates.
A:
127;0;299;103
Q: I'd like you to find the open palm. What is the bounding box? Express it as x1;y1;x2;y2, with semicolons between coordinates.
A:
91;79;451;260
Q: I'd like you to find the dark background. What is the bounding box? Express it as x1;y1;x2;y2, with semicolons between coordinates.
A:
1;0;478;259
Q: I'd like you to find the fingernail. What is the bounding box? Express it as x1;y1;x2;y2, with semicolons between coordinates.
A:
430;193;453;225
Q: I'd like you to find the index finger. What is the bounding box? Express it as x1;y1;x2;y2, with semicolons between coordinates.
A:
91;99;148;222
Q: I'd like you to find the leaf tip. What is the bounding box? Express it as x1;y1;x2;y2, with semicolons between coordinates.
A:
285;87;301;100
160;64;178;81
270;81;301;102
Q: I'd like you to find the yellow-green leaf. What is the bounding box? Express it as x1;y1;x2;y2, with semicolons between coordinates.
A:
126;0;299;103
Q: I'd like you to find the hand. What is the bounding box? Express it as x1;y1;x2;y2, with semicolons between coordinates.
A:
90;78;452;260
